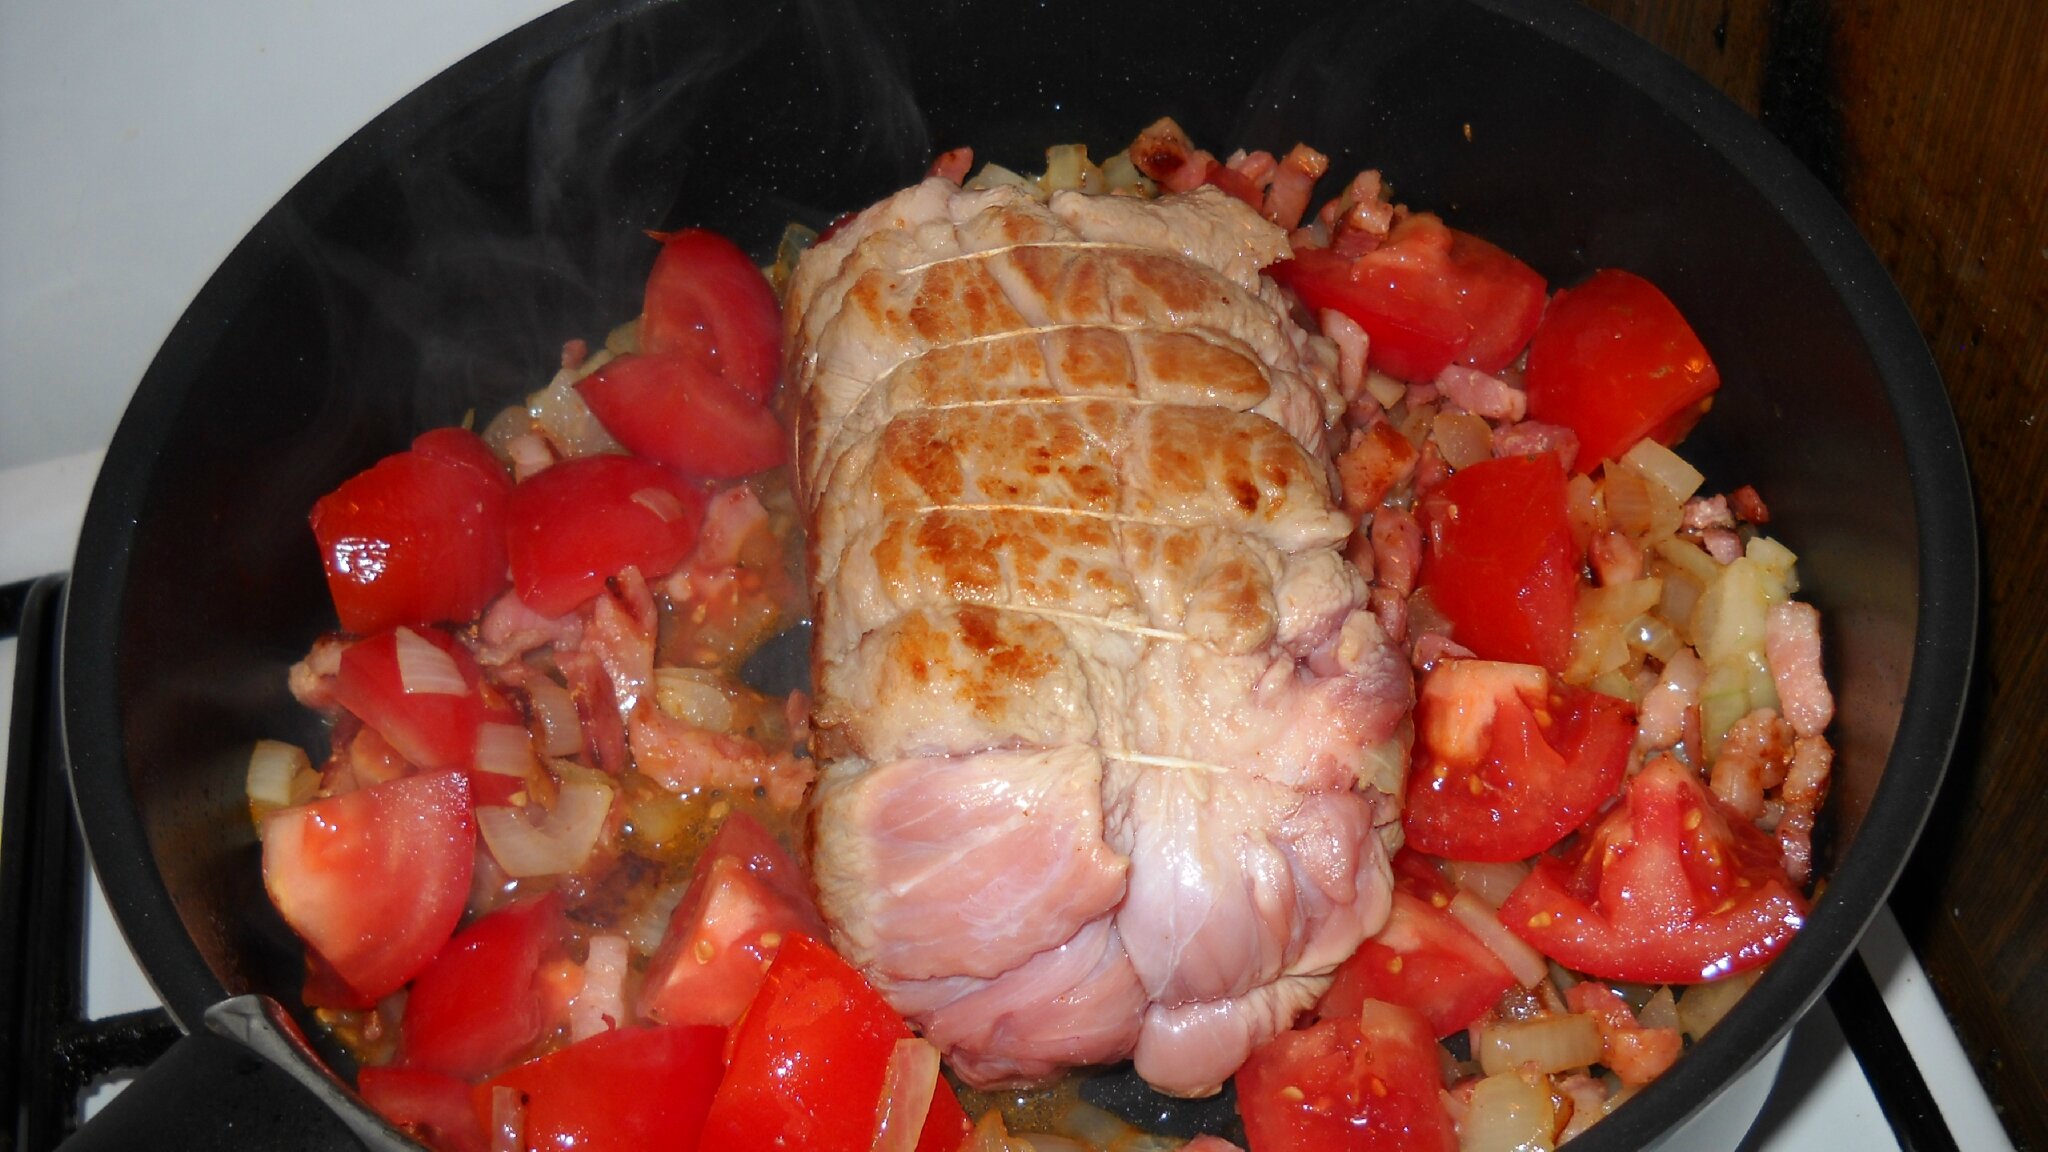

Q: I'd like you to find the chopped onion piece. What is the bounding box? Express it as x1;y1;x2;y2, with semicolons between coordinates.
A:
1441;860;1530;910
1449;891;1550;987
477;779;613;878
394;627;467;696
1462;1071;1557;1152
654;667;737;731
1676;969;1759;1040
872;1037;942;1152
245;739;316;818
1746;534;1801;592
631;486;688;524
526;678;583;758
570;935;630;1041
476;722;537;778
1639;986;1681;1032
1693;557;1770;666
1476;1013;1603;1077
1619;437;1705;505
1364;369;1407;410
966;162;1034;193
488;1085;524;1152
1430;410;1493;470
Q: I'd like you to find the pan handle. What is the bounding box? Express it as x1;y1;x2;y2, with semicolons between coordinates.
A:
58;995;413;1151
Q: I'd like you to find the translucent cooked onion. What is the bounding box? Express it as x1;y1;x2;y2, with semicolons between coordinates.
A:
1449;891;1551;988
527;366;624;459
1619;437;1704;505
570;934;629;1042
1476;1013;1603;1077
630;486;689;523
655;667;736;732
488;1085;524;1152
1461;1072;1557;1152
395;627;467;696
1441;859;1530;910
246;739;316;819
1431;410;1493;470
871;1037;942;1152
477;778;613;878
1639;986;1681;1032
475;722;537;779
1676;970;1760;1040
525;678;583;758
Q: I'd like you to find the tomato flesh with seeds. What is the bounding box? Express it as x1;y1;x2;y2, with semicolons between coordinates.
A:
1318;887;1517;1039
1403;659;1635;862
1523;268;1721;472
1418;452;1579;674
1236;1000;1457;1152
637;811;826;1028
1501;757;1807;983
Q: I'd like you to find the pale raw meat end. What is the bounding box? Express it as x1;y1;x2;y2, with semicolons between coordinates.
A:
810;745;1127;982
791;177;1406;1097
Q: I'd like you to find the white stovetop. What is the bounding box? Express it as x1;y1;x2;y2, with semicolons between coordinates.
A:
0;3;2014;1149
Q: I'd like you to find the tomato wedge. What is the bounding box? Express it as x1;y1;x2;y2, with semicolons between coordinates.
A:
310;427;512;636
639;228;782;404
260;770;475;1003
1317;887;1516;1039
578;353;788;479
476;1025;726;1152
1522;269;1721;472
637;812;826;1028
1403;660;1635;862
504;454;709;617
398;893;566;1079
1501;757;1807;983
357;1066;486;1152
1236;1000;1457;1152
1269;213;1546;382
1418;452;1579;673
331;626;483;773
701;933;969;1152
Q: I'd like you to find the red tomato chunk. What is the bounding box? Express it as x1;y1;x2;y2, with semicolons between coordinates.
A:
1523;269;1721;472
310;427;512;636
331;626;483;773
1317;885;1517;1039
1403;660;1635;863
398;893;566;1080
1236;1000;1457;1152
260;770;475;1004
503;454;708;617
639;227;784;405
476;1025;726;1152
638;811;827;1029
1501;757;1807;983
1418;453;1580;673
579;353;789;479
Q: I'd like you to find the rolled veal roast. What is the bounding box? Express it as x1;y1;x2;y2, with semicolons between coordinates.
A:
786;177;1413;1097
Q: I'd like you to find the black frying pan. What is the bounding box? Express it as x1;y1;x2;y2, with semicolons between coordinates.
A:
59;0;1976;1147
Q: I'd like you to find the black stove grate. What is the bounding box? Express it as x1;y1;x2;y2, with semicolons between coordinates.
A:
1;578;178;1152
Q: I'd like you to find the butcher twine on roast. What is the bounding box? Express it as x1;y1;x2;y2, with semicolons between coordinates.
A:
785;177;1412;1097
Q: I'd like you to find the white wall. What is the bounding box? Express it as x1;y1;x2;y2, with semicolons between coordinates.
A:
0;0;568;470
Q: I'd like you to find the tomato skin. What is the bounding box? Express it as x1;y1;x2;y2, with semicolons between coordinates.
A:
260;771;475;1003
331;626;483;772
637;812;826;1028
398;893;566;1080
579;354;789;480
1236;1001;1457;1152
1418;452;1580;673
1318;881;1517;1039
640;228;783;404
700;933;912;1152
1403;660;1636;862
476;1025;726;1152
357;1066;486;1152
1269;213;1546;382
503;454;708;617
1501;757;1808;983
310;428;511;636
1523;269;1721;472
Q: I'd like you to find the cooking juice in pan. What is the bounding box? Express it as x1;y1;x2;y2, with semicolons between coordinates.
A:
250;120;1833;1151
